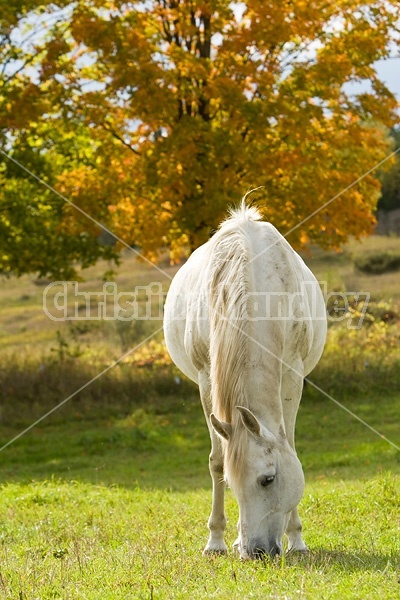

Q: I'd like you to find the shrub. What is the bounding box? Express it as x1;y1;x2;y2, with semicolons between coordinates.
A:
310;306;400;396
353;250;400;274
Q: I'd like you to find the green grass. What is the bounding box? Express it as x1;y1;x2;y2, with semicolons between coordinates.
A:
0;238;399;598
0;379;399;599
0;363;398;598
0;477;398;599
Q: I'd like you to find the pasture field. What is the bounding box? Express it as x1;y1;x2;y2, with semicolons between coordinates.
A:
0;237;399;599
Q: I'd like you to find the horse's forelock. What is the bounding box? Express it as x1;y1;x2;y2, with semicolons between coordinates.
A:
223;418;250;485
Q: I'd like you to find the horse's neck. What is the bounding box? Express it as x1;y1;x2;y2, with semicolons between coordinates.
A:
238;320;284;433
241;357;285;437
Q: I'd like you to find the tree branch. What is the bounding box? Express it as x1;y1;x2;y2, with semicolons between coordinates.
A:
101;121;141;156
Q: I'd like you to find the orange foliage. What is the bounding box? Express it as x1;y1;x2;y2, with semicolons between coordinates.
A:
1;0;400;265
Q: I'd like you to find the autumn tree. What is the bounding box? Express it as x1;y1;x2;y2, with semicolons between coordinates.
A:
1;0;399;275
0;2;120;276
378;128;400;213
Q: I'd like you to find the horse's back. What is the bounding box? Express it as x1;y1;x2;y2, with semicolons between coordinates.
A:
164;211;326;383
221;217;326;375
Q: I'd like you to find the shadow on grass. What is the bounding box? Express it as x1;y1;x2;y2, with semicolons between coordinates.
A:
286;547;398;573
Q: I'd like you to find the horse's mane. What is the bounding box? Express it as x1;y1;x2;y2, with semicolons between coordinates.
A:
209;200;262;481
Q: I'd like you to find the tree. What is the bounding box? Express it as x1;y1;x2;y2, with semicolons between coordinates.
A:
378;128;400;212
0;2;119;277
1;1;399;275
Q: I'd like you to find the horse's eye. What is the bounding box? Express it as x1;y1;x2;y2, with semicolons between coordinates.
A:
258;475;275;487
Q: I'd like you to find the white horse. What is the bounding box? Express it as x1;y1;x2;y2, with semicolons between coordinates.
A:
163;202;326;559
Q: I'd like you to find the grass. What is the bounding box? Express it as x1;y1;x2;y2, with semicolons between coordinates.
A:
305;235;400;303
0;251;176;354
0;377;399;598
0;477;398;599
0;237;399;598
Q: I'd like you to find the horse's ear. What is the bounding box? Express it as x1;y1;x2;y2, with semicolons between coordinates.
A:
210;413;232;440
236;406;261;437
237;406;276;444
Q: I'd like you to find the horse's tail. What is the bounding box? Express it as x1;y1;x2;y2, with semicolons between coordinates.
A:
209;202;261;424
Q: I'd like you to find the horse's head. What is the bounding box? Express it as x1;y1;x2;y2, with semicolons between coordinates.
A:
211;406;304;559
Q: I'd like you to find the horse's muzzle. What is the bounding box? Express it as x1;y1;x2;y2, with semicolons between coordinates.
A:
246;541;282;560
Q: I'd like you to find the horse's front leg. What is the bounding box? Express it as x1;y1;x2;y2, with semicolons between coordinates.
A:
281;367;308;553
286;507;308;553
199;371;228;555
203;430;227;554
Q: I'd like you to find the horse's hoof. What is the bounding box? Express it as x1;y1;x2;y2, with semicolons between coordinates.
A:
203;546;228;557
